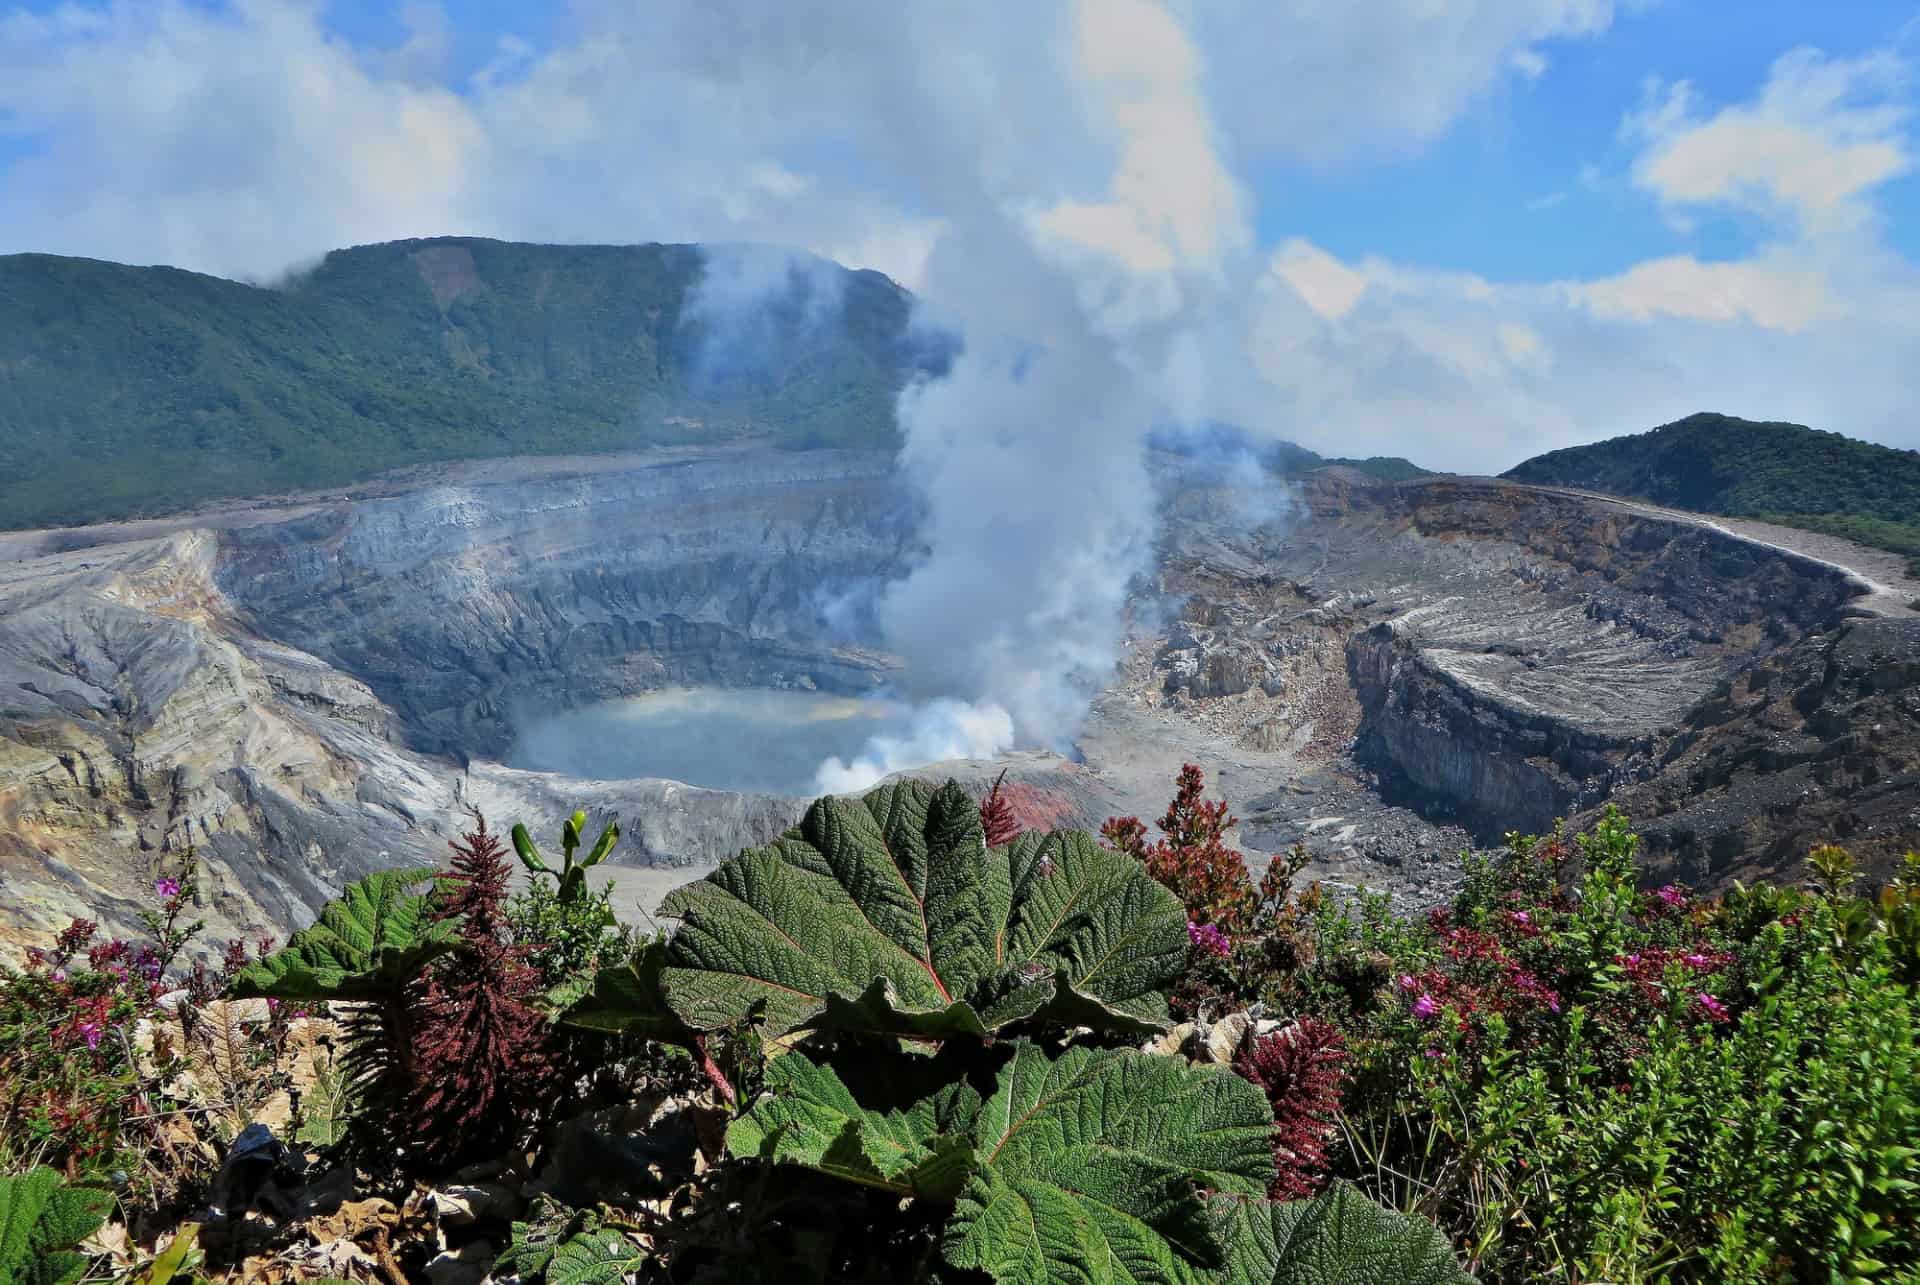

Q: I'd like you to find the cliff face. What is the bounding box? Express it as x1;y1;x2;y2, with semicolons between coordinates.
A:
1604;616;1920;883
1341;482;1859;837
3;449;1914;953
0;448;913;949
215;447;918;759
1148;472;1910;876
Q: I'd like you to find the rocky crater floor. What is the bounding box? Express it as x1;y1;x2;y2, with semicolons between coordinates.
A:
2;445;1916;951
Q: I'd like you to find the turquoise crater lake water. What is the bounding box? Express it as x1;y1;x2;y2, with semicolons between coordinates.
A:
507;687;911;795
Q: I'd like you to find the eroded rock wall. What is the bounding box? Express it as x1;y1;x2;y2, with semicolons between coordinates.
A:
216;448;916;759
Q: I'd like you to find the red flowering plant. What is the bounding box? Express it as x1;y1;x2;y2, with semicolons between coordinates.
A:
0;851;281;1193
1391;808;1749;1083
1101;764;1317;1019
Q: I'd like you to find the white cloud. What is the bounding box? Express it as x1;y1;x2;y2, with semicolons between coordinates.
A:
1194;0;1627;165
1625;48;1912;237
1567;251;1844;331
1269;238;1367;320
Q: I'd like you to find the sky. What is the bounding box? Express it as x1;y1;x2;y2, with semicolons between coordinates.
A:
4;0;1919;768
2;0;1919;476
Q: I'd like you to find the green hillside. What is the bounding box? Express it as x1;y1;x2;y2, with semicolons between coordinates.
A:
0;238;930;529
1503;412;1920;576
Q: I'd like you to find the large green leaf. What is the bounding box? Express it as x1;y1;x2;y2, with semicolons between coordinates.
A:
229;868;455;1002
657;780;1188;1039
726;1045;983;1201
0;1167;113;1285
946;1044;1274;1285
1209;1185;1473;1285
546;1230;649;1285
558;938;695;1045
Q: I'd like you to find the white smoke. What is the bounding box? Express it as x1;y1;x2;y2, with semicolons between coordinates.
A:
760;0;1260;782
813;699;1016;794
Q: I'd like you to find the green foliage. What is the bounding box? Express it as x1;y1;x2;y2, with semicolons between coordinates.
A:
497;1200;648;1285
1326;813;1920;1282
557;938;692;1045
511;813;620;906
293;1057;352;1150
0;239;927;529
507;869;630;1011
134;1223;200;1285
725;1044;980;1201
655;779;1189;1040
1502;411;1920;567
731;1040;1276;1285
1210;1185;1471;1285
0;1167;112;1285
227;868;453;1002
943;1043;1275;1285
545;1228;651;1285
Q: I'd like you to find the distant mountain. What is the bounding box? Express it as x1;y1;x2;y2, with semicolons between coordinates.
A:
1503;412;1920;575
1147;420;1438;484
0;238;942;529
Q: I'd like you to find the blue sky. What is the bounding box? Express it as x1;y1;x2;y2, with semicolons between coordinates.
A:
1254;0;1920;280
2;0;1918;471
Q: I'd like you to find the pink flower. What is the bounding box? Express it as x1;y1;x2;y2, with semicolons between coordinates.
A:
50;968;66;983
1411;993;1439;1020
1510;910;1531;926
1397;974;1418;992
1694;992;1730;1023
1656;885;1687;909
78;1022;102;1050
154;877;181;900
1684;952;1713;970
1422;1047;1445;1059
1186;921;1232;959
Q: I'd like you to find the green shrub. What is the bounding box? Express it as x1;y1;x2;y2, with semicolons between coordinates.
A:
0;1166;113;1285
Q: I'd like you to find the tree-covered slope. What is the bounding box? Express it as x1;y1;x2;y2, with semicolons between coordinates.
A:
1503;412;1920;573
0;238;934;529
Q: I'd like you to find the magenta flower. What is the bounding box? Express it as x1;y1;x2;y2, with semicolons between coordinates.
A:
50;968;67;983
1411;993;1439;1020
1510;910;1531;926
1421;1047;1445;1059
78;1022;102;1050
1684;952;1713;970
1656;884;1687;908
1694;992;1730;1023
154;876;181;900
1186;921;1232;959
1397;974;1418;992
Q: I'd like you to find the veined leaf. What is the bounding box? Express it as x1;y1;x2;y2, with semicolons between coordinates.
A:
559;939;694;1045
657;779;1187;1039
1209;1184;1473;1285
726;1045;983;1201
229;868;454;1001
546;1229;648;1285
946;1044;1274;1285
0;1167;114;1285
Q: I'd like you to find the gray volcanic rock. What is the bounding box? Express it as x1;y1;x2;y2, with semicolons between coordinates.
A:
1145;470;1913;881
0;447;914;950
3;446;1916;953
216;447;917;759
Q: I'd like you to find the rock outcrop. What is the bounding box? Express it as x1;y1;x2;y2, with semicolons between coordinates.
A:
0;448;913;949
1144;470;1915;879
